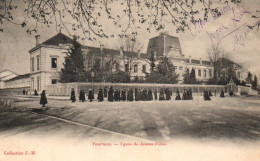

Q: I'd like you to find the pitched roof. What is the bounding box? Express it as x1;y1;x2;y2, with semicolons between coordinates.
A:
85;46;121;56
41;33;74;46
218;58;242;67
5;73;30;82
0;69;18;81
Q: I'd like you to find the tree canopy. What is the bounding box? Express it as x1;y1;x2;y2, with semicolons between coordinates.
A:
146;57;178;84
1;0;252;41
251;75;258;90
59;37;86;83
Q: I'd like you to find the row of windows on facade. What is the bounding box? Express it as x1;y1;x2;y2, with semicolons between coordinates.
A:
130;64;213;78
31;57;58;71
31;56;212;78
197;69;212;78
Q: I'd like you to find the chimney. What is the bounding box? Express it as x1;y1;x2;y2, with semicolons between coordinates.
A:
137;49;141;58
200;58;202;65
160;31;169;35
100;44;104;54
120;46;124;56
35;35;41;46
189;56;191;63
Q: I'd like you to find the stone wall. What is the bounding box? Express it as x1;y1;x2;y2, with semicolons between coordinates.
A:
46;82;226;96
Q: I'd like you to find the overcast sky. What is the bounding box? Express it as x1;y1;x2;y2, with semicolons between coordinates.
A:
0;0;259;78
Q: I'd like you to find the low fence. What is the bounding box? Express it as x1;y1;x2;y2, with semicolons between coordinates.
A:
0;86;30;96
237;85;258;95
46;82;226;96
0;97;15;108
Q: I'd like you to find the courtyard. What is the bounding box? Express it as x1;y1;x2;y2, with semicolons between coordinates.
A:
1;94;260;141
1;95;260;161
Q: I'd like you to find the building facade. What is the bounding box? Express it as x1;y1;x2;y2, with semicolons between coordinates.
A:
0;32;245;93
147;33;214;82
0;70;18;89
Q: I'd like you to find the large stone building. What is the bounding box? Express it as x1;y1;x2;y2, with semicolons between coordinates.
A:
0;32;245;93
147;32;214;82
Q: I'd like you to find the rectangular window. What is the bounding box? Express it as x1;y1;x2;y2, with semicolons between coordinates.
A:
209;70;212;77
198;69;201;77
142;65;146;72
31;78;34;91
204;70;207;77
51;58;57;68
37;77;40;91
52;79;57;84
37;56;40;70
134;64;138;73
179;66;183;70
31;58;34;71
125;64;129;72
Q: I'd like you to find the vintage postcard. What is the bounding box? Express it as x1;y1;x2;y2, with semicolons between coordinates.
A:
0;0;260;161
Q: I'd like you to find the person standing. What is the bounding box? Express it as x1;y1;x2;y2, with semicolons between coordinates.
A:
97;88;104;102
70;88;76;102
142;88;148;101
165;88;171;100
148;88;153;101
108;86;114;102
88;89;94;102
220;90;225;98
182;89;188;100
188;89;193;100
127;89;130;101
138;89;141;101
135;88;139;101
121;88;126;101
159;88;165;100
175;89;181;100
128;88;134;101
34;89;38;96
154;89;158;101
204;90;211;101
79;89;86;102
134;88;138;101
22;89;25;95
104;87;108;98
40;90;48;107
114;89;119;101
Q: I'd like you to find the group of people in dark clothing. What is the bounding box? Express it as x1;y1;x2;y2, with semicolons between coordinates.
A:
39;87;229;106
203;89;226;100
69;86;198;102
109;87;152;102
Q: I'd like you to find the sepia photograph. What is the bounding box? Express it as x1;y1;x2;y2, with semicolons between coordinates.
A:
0;0;260;160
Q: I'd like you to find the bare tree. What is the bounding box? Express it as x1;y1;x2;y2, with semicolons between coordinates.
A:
117;35;143;74
207;45;222;80
0;0;249;40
